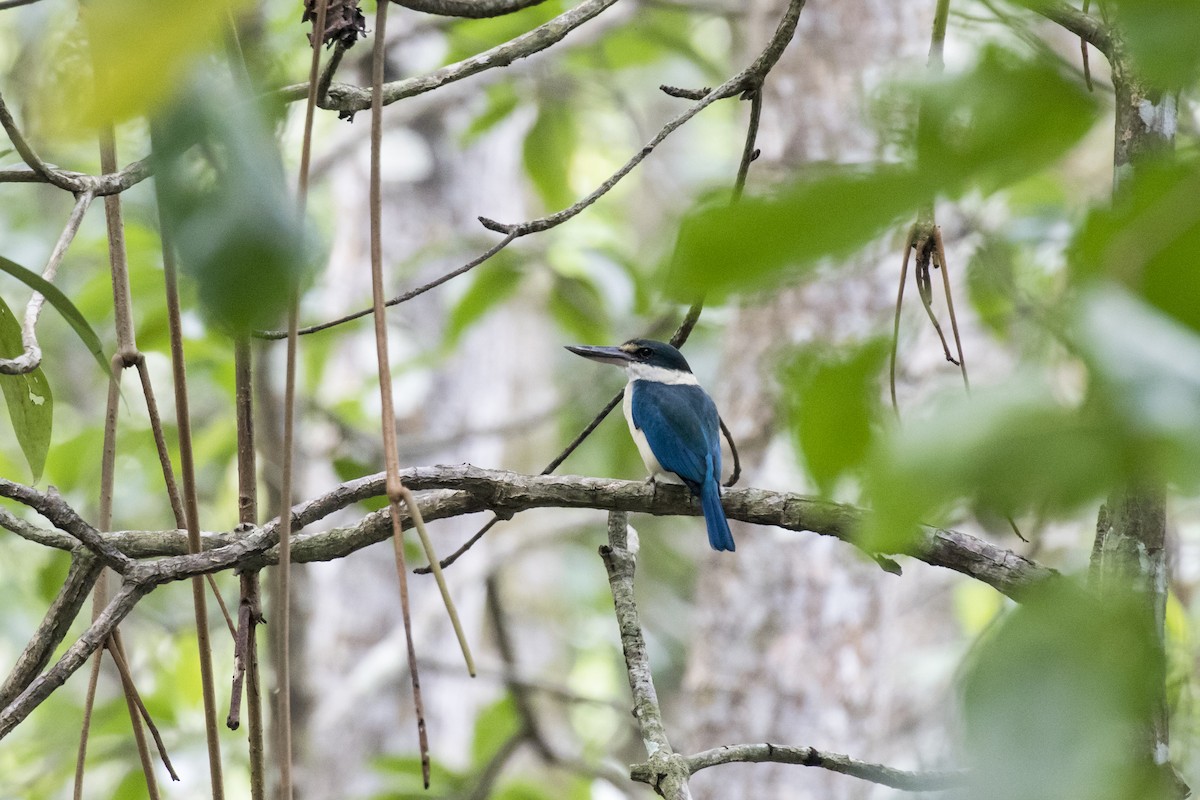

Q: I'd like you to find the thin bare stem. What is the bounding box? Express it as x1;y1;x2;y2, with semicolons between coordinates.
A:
108;633;167;795
231;337;266;799
276;1;331;793
890;228;915;416
162;228;226;800
933;226;968;390
369;2;470;784
72;646;104;800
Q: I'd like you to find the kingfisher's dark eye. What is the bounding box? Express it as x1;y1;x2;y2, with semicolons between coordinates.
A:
636;347;652;359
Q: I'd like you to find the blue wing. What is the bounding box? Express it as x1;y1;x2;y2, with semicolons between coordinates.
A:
629;381;722;490
630;381;734;551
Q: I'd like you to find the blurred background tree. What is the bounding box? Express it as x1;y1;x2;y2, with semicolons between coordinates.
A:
0;0;1199;799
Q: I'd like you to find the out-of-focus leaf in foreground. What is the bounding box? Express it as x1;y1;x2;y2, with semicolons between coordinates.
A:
1072;157;1200;335
1109;0;1200;88
83;0;247;124
914;47;1098;192
0;296;52;482
862;383;1123;552
962;579;1170;800
1074;287;1200;487
780;339;888;495
152;80;316;336
863;286;1200;552
666;48;1097;300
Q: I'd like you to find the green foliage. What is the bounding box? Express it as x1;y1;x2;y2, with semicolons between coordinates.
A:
966;236;1019;338
523;96;578;211
83;0;250;124
863;381;1125;551
548;273;608;342
445;255;524;347
666;48;1098;299
152;79;317;336
462;82;522;145
470;694;521;765
0;295;53;481
961;579;1170;800
1072;156;1200;334
914;47;1098;192
779;339;888;494
1109;0;1200;87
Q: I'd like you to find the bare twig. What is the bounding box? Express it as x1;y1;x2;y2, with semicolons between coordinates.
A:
278;0;624;112
890;226;916;416
683;744;965;791
259;0;802;342
0;191;93;375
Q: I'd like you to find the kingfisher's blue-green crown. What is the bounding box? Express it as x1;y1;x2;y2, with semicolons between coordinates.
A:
619;339;693;373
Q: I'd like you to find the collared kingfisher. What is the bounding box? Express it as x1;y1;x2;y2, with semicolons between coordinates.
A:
565;338;735;552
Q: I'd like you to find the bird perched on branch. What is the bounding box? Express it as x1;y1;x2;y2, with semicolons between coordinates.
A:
565;338;735;552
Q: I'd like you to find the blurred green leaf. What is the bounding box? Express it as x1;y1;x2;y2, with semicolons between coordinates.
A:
666;166;926;300
0;255;109;375
915;47;1099;192
0;295;53;482
780;339;888;494
667;48;1097;300
962;579;1168;800
863;383;1122;551
445;257;523;346
1108;0;1200;87
332;456;386;512
152;79;316;335
34;550;70;605
523;98;577;211
471;694;520;766
1072;157;1200;334
967;237;1019;337
84;0;248;124
549;273;608;342
1073;287;1200;486
493;779;558;800
462;82;522;145
372;754;465;799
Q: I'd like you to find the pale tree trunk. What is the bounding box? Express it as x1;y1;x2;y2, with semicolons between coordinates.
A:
678;2;974;798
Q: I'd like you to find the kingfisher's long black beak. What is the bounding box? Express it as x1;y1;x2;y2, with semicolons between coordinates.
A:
565;344;632;366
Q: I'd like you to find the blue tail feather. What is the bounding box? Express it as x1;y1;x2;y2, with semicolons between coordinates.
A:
700;475;735;552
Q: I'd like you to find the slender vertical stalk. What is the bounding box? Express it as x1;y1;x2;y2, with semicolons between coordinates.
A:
161;228;226;799
275;2;331;795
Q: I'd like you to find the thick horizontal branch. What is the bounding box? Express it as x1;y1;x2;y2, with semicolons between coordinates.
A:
279;0;622;113
3;466;1056;598
681;744;966;792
